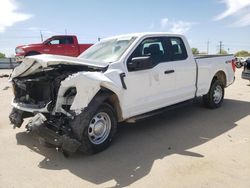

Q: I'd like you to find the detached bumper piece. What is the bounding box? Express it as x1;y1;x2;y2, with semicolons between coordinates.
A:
26;113;81;156
9;108;24;128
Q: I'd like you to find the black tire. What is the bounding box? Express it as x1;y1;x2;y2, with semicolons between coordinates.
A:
73;103;117;154
203;79;224;109
235;63;242;68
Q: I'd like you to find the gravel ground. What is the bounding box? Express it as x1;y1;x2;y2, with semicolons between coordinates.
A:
0;68;249;188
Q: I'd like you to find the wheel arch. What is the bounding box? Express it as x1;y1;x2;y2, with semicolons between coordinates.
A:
97;87;123;122
25;51;40;57
212;70;227;88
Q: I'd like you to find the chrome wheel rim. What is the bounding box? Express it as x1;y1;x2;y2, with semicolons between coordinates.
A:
88;112;111;145
213;85;223;104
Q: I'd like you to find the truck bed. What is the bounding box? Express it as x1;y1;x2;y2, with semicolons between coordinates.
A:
78;44;93;55
195;54;235;96
194;54;234;59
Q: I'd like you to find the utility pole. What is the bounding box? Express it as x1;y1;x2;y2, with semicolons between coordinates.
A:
65;29;67;35
207;40;210;54
219;41;223;54
40;30;43;42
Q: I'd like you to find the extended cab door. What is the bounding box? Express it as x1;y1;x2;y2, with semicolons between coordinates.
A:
123;37;176;117
63;36;79;57
167;37;196;102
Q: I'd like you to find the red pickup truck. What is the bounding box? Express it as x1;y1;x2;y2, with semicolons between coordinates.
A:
15;35;92;62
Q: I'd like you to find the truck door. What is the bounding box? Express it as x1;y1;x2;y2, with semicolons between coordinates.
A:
123;37;176;118
167;37;196;102
63;36;79;57
43;37;64;55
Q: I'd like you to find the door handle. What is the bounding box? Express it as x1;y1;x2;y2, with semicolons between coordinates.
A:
164;70;175;74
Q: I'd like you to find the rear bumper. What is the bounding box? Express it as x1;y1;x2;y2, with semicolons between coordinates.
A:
242;71;250;80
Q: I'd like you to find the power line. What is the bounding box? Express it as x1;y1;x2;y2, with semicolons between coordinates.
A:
219;41;223;54
216;41;225;54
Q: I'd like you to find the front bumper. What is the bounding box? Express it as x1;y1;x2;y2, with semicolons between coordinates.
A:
11;111;81;154
15;55;25;63
242;71;250;80
11;99;51;113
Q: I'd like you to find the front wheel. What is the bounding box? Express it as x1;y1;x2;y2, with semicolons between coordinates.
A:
76;103;117;154
203;80;224;109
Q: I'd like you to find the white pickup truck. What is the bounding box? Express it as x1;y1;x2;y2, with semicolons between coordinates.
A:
9;33;235;155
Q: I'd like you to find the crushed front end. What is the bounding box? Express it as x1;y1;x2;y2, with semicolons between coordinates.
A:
9;56;107;154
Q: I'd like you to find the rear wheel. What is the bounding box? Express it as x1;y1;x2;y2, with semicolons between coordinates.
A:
203;80;224;109
235;62;242;68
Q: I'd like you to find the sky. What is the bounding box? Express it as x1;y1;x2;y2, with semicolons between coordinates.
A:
0;0;250;56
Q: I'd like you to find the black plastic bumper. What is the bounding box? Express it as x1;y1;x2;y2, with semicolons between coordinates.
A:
26;113;81;153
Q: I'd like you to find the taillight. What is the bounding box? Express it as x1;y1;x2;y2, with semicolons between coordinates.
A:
231;59;236;72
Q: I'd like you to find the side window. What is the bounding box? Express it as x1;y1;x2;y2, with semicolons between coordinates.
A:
47;37;74;45
169;37;188;61
128;37;167;64
49;38;60;45
64;37;74;44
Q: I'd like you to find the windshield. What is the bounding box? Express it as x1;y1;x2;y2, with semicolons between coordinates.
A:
78;36;137;63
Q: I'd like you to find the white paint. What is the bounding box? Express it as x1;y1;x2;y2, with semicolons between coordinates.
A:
11;54;108;78
11;33;235;121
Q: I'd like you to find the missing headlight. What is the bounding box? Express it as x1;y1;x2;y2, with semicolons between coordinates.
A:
63;87;77;97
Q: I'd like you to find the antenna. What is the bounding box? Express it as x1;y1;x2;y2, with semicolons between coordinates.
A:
40;30;43;42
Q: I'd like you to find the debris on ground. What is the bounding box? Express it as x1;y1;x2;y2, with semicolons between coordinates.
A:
2;86;10;90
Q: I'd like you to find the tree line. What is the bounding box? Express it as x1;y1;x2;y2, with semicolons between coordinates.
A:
191;48;250;57
0;52;5;58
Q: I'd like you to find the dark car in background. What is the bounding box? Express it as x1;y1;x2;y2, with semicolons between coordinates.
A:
242;58;250;81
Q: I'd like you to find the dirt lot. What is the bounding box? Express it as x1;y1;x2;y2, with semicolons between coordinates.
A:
0;68;249;188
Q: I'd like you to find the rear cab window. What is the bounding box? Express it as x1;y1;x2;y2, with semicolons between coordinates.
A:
63;36;74;44
169;37;188;61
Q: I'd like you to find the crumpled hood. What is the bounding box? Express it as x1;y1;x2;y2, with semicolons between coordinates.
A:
11;54;108;78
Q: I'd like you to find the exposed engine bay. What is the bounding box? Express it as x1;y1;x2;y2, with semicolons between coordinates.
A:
9;61;108;155
11;64;96;112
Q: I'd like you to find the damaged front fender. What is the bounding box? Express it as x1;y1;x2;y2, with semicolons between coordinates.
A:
55;70;124;116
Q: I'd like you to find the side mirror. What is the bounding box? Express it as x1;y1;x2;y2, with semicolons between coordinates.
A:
127;56;153;71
